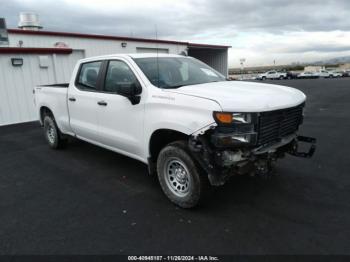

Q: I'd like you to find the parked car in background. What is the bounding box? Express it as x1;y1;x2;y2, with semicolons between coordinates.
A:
257;71;287;80
316;70;342;78
333;71;347;77
329;71;343;78
297;71;319;79
344;70;350;77
286;71;298;79
315;70;329;78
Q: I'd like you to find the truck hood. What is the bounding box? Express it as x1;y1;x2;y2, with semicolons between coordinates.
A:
167;81;306;112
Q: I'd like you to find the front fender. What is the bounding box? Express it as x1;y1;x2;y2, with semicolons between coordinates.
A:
143;92;221;159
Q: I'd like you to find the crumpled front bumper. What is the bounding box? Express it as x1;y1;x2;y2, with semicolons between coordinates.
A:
189;132;317;186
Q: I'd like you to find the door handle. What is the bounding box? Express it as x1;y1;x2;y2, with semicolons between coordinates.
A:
69;97;76;102
97;101;108;106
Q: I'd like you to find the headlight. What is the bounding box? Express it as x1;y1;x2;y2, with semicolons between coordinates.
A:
212;111;257;147
213;112;252;125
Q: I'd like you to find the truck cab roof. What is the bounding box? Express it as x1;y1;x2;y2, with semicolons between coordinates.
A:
79;53;184;63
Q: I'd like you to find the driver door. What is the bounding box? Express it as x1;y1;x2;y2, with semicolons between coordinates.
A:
94;59;145;157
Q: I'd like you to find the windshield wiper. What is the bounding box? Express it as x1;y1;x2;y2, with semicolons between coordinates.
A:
163;85;184;89
163;80;223;89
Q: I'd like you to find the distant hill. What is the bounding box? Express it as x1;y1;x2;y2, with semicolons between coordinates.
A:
313;56;350;65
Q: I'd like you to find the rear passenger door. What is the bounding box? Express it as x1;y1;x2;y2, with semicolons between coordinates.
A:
68;61;103;142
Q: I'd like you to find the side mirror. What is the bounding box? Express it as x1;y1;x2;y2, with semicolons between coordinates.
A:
118;82;142;105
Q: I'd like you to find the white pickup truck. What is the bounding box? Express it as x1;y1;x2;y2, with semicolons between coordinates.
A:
257;70;288;80
34;54;316;208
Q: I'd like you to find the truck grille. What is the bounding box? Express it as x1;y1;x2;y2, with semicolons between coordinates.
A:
257;103;304;146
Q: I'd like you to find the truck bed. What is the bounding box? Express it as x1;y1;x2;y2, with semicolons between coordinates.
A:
34;84;70;131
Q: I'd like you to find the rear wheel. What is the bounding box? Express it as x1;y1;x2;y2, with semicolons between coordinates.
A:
156;141;206;208
43;115;67;149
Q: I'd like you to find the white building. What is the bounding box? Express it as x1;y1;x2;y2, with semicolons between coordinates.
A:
0;25;230;126
303;65;325;72
338;63;350;70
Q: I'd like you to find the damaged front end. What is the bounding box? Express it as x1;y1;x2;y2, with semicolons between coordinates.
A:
189;103;316;186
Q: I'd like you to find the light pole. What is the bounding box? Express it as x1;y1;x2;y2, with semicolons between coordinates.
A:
240;58;246;80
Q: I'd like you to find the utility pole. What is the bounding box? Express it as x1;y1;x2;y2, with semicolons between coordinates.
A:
240;58;246;80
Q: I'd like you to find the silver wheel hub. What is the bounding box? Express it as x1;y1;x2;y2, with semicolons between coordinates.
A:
164;159;191;197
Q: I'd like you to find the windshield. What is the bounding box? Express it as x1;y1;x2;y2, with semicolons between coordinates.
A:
133;56;226;88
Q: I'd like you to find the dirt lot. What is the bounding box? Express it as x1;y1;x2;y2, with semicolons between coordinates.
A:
0;78;349;255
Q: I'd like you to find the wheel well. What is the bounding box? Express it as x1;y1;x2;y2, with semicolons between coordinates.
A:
40;106;53;123
149;129;189;163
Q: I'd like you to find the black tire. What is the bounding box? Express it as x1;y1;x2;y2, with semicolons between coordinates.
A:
262;77;266;80
156;140;207;208
279;75;284;80
43;114;67;149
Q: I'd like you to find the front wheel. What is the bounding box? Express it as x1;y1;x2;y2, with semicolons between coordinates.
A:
156;141;206;208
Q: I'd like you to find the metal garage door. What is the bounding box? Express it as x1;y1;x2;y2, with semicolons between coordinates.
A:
0;50;84;126
188;47;228;77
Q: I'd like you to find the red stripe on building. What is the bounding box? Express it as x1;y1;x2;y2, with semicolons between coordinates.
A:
0;47;73;54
